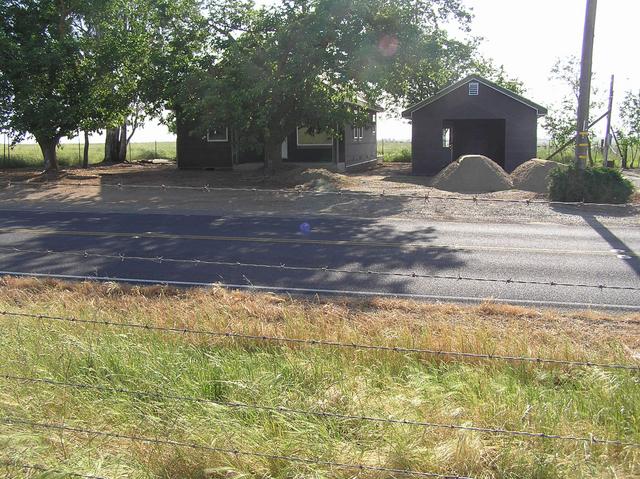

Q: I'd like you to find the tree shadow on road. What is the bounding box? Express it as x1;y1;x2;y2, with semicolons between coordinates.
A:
0;210;467;296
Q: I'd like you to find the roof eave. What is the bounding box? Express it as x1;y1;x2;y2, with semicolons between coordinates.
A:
402;74;548;117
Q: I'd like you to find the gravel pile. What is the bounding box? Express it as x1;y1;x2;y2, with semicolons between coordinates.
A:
431;155;512;193
511;159;565;193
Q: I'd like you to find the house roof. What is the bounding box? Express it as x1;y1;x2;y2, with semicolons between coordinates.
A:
401;74;548;119
349;98;385;113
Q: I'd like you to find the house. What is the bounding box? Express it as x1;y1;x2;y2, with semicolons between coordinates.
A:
176;104;383;171
402;75;547;176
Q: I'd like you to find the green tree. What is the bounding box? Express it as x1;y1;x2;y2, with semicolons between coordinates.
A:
102;0;210;164
0;0;158;171
543;56;603;153
616;90;640;168
181;0;508;168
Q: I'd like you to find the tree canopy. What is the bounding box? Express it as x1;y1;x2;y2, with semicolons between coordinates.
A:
0;0;203;170
179;0;521;166
1;0;523;170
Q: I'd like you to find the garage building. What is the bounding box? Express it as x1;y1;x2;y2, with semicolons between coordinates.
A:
402;75;547;176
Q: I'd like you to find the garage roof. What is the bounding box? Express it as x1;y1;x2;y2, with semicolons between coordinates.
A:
401;74;548;119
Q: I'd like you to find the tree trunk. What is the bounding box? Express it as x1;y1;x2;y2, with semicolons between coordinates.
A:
118;123;127;162
263;140;283;171
104;128;120;163
38;138;59;172
82;131;90;168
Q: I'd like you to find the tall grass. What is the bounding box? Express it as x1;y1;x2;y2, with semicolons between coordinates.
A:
0;278;638;478
0;142;176;169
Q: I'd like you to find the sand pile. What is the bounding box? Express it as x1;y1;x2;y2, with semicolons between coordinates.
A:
511;159;565;193
277;167;349;191
431;155;512;193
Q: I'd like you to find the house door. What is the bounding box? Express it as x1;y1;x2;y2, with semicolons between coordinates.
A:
449;119;506;168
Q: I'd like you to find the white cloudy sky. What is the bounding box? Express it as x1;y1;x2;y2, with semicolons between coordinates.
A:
52;0;639;143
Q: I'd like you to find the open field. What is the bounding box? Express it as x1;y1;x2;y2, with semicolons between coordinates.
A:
378;140;412;162
2;140;638;170
0;142;177;169
0;277;639;478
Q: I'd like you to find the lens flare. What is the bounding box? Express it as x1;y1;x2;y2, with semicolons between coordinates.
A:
378;35;399;57
299;222;311;235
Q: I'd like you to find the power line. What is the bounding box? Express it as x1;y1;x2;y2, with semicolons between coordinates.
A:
2;417;474;479
0;460;108;479
3;374;637;447
2;179;635;208
2;310;638;370
1;245;637;292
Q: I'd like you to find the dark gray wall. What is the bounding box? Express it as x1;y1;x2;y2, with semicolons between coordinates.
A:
409;82;538;176
177;121;262;169
343;123;377;169
176;120;233;169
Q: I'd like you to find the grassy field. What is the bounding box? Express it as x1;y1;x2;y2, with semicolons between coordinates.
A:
1;140;638;170
375;141;637;168
0;142;176;169
0;277;638;478
378;140;411;163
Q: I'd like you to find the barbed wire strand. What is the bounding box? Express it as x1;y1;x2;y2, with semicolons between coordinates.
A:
2;179;635;208
1;246;638;292
2;310;639;371
2;417;473;479
0;460;108;479
3;374;637;447
6;270;638;312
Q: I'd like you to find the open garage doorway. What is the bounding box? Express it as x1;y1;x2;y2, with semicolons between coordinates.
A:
444;119;506;168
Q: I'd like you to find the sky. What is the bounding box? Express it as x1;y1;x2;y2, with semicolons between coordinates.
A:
23;0;640;144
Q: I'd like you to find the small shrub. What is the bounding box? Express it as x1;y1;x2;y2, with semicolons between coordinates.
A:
548;164;635;204
385;147;412;163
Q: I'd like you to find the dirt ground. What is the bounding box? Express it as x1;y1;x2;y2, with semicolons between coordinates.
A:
0;161;638;226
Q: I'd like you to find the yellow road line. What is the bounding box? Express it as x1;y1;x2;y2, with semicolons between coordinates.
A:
0;227;629;257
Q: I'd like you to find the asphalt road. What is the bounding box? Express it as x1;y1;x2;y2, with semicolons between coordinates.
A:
0;208;639;310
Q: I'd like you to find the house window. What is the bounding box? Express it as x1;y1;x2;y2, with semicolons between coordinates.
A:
442;128;451;148
207;128;228;142
297;127;333;146
353;126;364;140
468;82;479;96
371;114;376;135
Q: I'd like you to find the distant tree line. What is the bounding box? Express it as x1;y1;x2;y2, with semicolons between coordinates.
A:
1;0;524;172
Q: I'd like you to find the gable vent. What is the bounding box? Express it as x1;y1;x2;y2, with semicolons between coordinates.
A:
468;82;479;96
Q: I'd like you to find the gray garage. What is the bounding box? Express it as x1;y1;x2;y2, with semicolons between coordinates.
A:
402;75;547;176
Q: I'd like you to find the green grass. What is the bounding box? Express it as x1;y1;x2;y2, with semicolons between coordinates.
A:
537;144;640;169
0;279;638;478
378;140;411;163
0;142;176;169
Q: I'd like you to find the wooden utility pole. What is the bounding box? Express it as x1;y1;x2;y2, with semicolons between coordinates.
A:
603;74;614;167
575;0;598;169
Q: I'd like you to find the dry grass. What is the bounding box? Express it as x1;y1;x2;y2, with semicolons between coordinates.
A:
1;277;639;479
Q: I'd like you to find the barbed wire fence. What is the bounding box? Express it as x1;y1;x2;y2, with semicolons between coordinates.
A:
1;178;637;208
1;418;475;479
1;162;639;477
2;310;639;370
1;246;638;292
1;305;639;479
2;374;638;447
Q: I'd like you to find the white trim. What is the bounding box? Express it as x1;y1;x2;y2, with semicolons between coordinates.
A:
345;157;379;169
296;127;333;147
207;128;229;142
353;126;364;141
